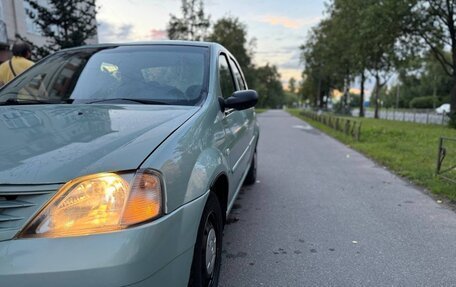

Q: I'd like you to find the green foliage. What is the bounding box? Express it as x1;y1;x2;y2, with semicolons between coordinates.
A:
301;0;417;117
399;0;456;121
283;91;299;108
332;101;352;115
289;108;456;201
409;96;438;108
354;0;414;117
349;93;361;108
380;53;452;108
21;0;97;58
299;72;319;106
288;77;297;94
254;64;285;109
167;0;210;41
300;19;341;108
206;16;284;109
408;0;454;77
207;17;256;86
207;17;251;68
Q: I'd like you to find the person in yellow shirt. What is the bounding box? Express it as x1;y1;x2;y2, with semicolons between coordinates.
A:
0;42;34;86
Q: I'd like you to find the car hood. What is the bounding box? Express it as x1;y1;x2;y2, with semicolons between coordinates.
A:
0;104;198;184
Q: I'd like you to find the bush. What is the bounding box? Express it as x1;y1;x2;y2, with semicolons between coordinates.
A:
333;101;352;115
409;96;438;109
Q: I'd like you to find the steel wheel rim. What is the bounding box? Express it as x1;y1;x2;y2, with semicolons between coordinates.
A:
205;226;217;276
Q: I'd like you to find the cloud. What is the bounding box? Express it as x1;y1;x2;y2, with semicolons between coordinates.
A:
98;20;136;42
117;24;135;39
150;29;167;40
280;68;303;86
254;56;303;88
257;15;320;30
98;20;168;42
278;50;303;69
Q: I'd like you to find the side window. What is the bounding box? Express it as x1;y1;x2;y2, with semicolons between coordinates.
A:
228;58;246;90
219;54;235;99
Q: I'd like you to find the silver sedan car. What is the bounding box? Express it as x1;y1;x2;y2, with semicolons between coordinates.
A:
0;41;259;287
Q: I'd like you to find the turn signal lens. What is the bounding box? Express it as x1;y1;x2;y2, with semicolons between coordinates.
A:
122;172;162;225
19;170;163;238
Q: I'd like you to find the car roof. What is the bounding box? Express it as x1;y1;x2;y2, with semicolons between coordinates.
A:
62;40;224;52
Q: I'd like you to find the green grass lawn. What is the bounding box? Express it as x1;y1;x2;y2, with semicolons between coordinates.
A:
288;109;456;201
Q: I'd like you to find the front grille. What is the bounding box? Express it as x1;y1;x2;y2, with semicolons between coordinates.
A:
0;184;60;241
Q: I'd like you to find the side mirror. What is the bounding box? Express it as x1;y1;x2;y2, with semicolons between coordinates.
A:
222;90;258;111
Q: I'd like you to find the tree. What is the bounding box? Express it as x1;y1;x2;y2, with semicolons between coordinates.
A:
288;77;297;94
167;0;210;41
407;0;456;125
207;17;255;86
327;0;414;117
254;64;285;108
349;0;414;118
299;72;320;107
302;0;415;117
382;52;452;108
23;0;97;57
327;0;369;117
301;19;344;109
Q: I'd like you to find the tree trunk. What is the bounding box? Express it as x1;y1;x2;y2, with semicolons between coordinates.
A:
450;75;456;126
448;3;456;126
374;74;380;119
450;3;456;125
317;76;322;108
319;89;325;109
359;72;365;117
344;78;349;108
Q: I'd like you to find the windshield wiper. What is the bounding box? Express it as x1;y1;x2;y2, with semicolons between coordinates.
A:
85;98;168;105
0;98;73;106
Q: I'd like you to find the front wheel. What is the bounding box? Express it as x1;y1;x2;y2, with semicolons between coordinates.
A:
188;193;223;287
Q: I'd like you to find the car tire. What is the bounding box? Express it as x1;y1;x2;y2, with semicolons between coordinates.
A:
243;150;257;185
188;193;223;287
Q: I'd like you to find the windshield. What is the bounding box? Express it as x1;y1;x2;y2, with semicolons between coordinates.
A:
0;45;209;106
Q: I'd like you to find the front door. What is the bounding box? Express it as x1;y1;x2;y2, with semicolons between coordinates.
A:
218;54;253;195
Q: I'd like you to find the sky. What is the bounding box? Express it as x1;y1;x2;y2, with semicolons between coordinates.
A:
97;0;327;87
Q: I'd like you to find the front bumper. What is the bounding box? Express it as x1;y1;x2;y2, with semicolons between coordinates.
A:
0;192;208;287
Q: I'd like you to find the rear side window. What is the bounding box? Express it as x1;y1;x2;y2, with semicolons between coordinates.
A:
219;54;235;99
228;57;246;90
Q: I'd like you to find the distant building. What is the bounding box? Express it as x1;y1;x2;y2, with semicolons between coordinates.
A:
0;0;98;62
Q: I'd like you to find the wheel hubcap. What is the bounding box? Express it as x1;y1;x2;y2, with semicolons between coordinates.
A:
205;227;217;275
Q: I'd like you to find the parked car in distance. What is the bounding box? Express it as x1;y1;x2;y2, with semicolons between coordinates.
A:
436;103;450;114
0;41;259;287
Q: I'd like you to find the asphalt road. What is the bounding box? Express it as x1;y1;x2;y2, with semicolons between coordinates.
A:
219;109;456;287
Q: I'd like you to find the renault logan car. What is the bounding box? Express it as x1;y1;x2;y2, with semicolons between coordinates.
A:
0;41;259;287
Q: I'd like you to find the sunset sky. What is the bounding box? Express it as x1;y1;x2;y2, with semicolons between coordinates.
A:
97;0;327;86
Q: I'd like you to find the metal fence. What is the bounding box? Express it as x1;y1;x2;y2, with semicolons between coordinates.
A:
300;110;361;141
353;108;449;125
436;137;456;183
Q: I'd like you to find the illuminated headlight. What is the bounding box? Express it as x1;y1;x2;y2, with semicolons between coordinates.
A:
19;169;163;238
